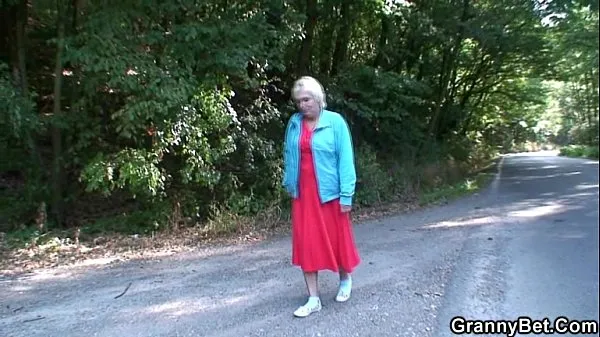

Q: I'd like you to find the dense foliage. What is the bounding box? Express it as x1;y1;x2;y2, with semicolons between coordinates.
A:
0;0;597;235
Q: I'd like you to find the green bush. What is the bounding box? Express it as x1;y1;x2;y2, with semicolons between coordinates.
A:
559;145;599;159
354;144;395;207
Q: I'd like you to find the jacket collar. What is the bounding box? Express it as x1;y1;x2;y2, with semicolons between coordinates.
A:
290;109;333;130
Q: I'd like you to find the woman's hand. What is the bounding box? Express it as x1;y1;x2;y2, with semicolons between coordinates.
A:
340;205;352;213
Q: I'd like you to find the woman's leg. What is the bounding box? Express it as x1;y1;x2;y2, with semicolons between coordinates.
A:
294;271;322;317
336;268;352;302
339;269;350;281
304;271;319;296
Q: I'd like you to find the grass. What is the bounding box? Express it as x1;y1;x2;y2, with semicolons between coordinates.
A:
419;171;495;206
558;144;599;159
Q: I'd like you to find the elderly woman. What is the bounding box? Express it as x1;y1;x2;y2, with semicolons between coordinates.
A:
282;76;361;317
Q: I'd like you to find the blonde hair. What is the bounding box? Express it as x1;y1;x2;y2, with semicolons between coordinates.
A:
291;76;327;109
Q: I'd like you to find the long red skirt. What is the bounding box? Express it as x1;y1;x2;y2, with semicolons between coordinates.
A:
291;121;361;273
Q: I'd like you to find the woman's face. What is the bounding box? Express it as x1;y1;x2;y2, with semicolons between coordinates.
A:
294;90;320;119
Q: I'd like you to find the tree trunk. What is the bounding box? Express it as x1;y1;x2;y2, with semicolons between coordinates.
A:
1;0;28;96
1;1;44;187
51;2;67;226
15;0;27;96
374;12;390;69
297;0;318;76
427;46;452;139
425;0;470;140
330;1;351;76
318;2;335;75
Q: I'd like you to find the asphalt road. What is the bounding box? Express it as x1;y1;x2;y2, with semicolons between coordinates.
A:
1;151;598;337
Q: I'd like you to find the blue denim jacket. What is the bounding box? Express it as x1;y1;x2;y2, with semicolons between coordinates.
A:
282;109;356;206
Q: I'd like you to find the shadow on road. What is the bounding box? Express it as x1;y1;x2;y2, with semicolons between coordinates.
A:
418;154;598;235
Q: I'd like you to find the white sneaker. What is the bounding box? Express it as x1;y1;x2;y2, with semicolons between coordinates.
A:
335;284;352;302
293;298;322;317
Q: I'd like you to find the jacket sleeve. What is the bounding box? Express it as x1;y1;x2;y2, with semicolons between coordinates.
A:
282;116;293;188
336;115;357;206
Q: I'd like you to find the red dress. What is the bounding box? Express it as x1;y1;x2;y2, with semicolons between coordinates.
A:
291;121;361;273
